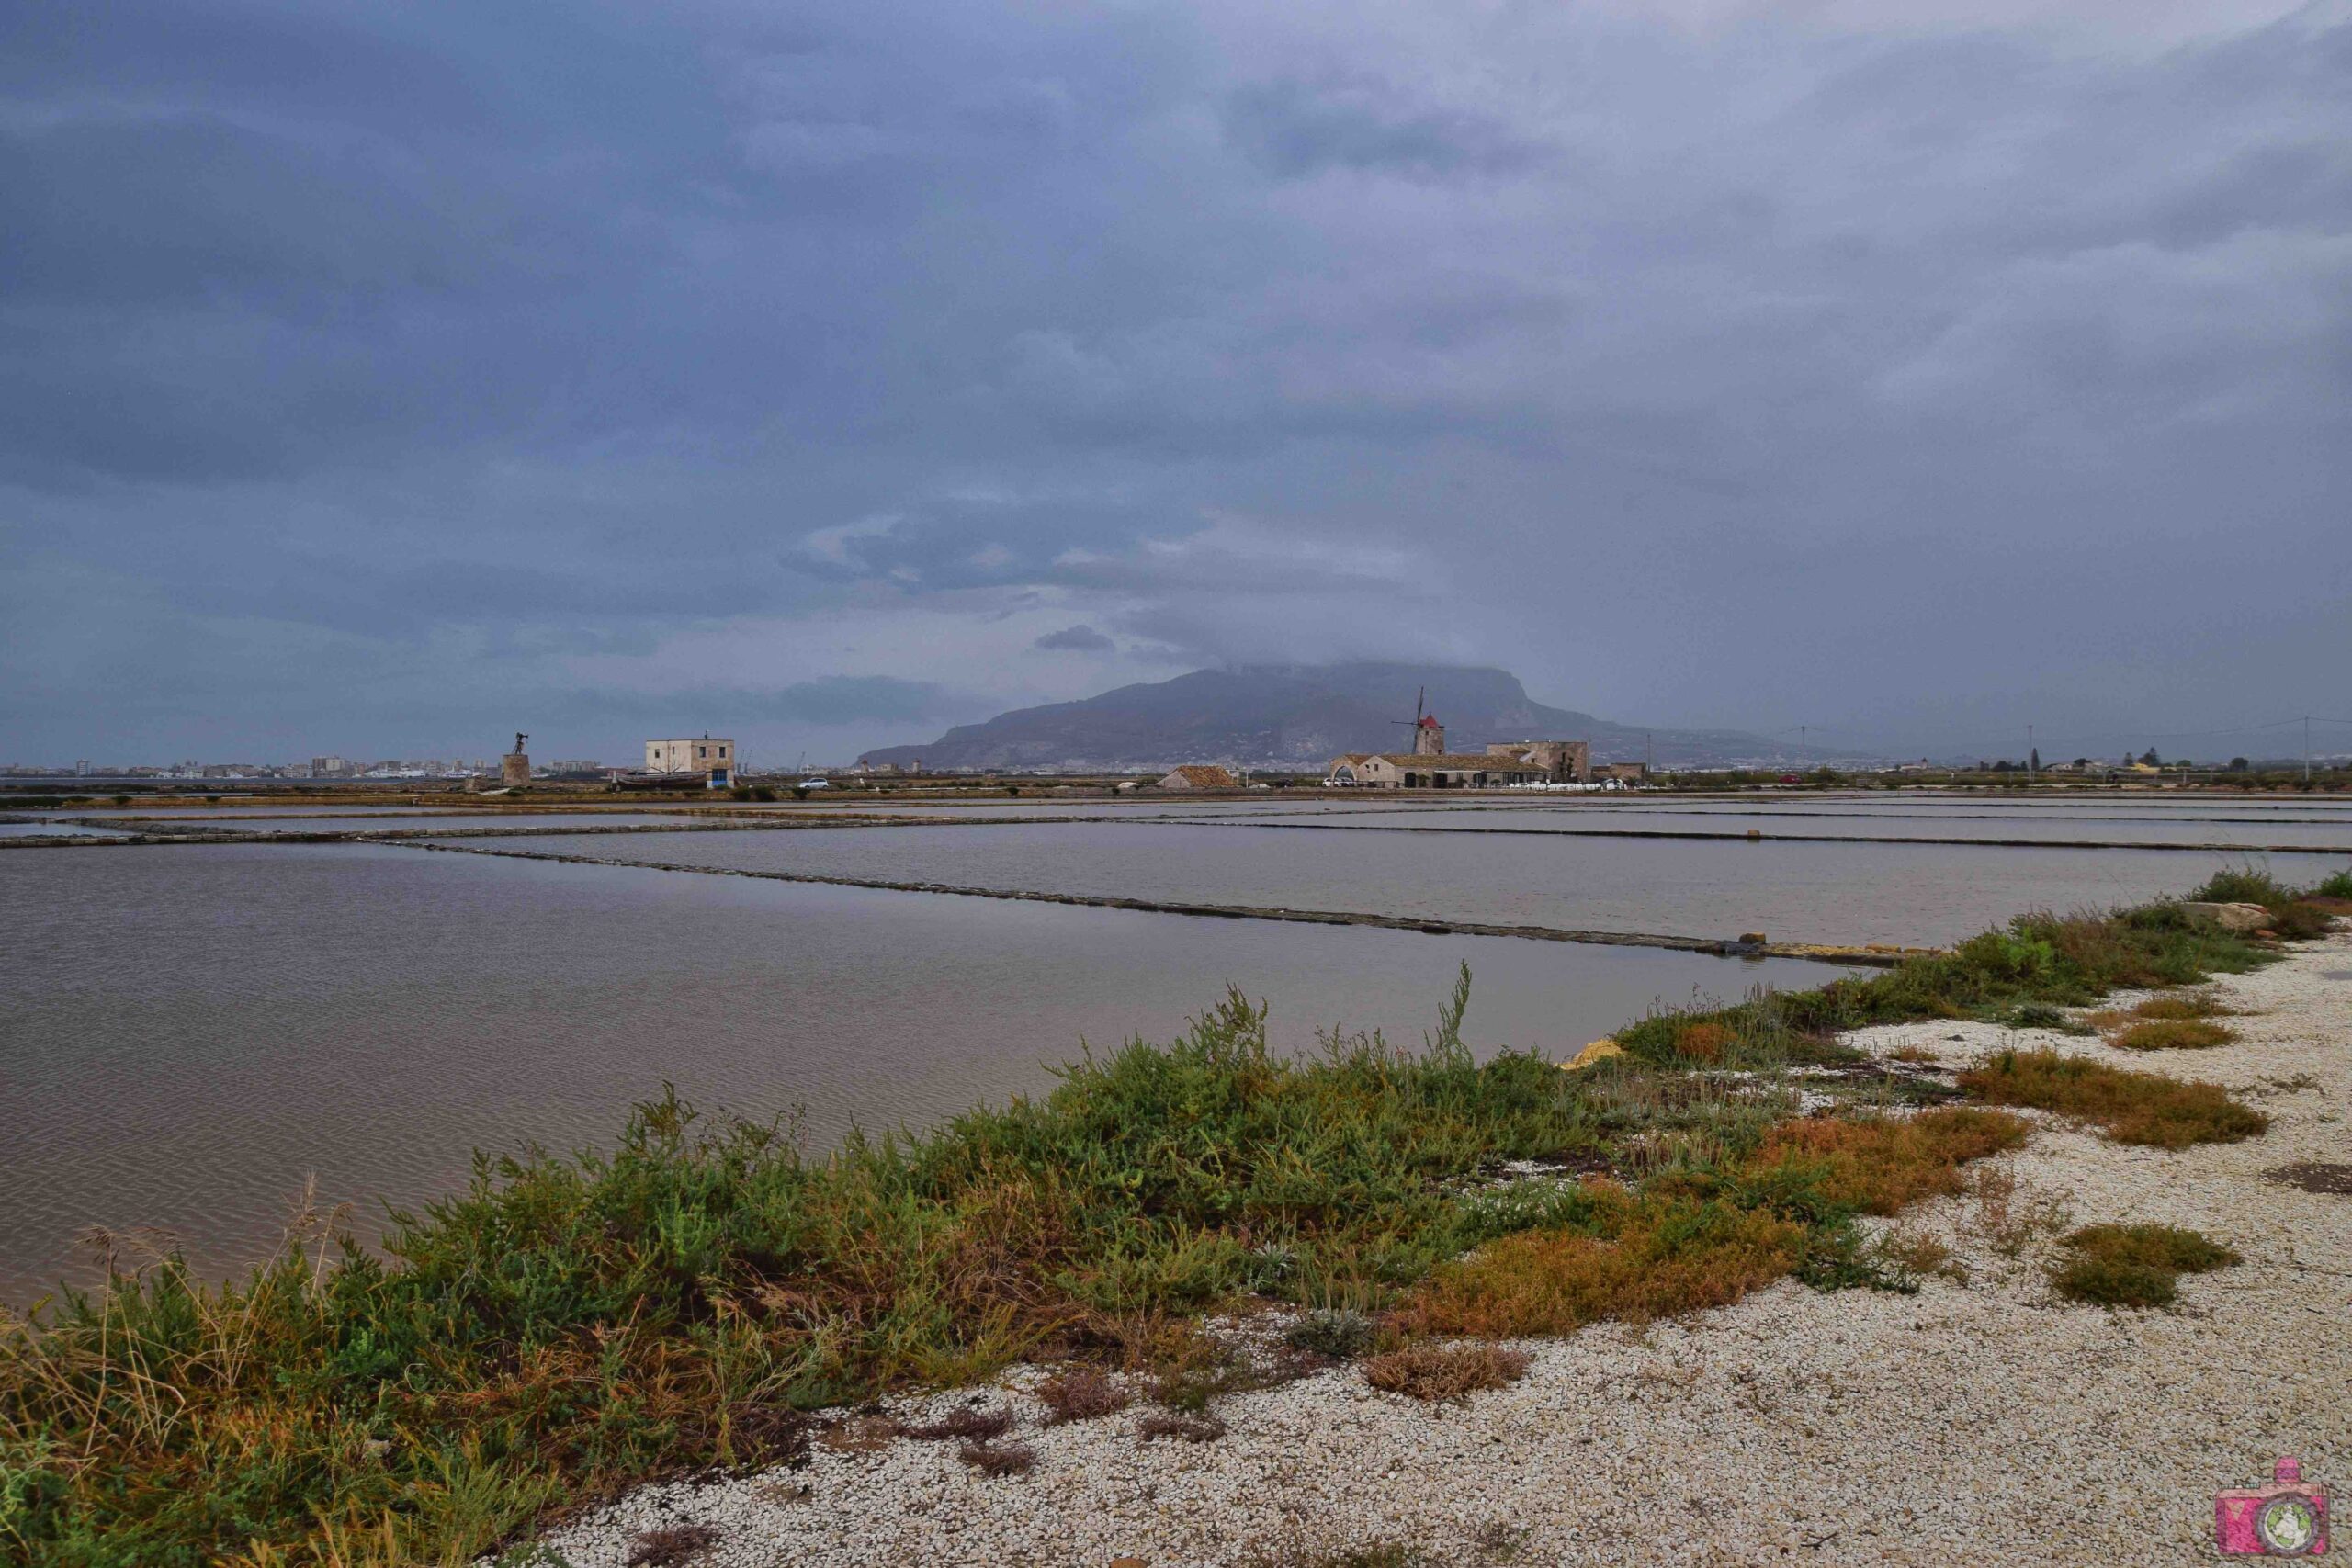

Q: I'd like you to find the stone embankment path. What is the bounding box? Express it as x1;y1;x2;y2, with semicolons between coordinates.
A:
522;931;2352;1567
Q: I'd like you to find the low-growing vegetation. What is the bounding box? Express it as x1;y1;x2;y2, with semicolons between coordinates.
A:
1741;1108;2028;1215
2109;1018;2237;1051
2191;868;2337;940
1035;1367;1130;1424
1361;1342;1532;1403
1393;1107;2024;1337
1390;1193;1806;1338
2050;1224;2240;1308
3;872;2335;1567
1963;1164;2074;1260
2087;991;2241;1050
1617;867;2337;1057
1959;1048;2268;1148
956;1438;1035;1476
625;1523;717;1567
1285;1309;1377;1361
900;1405;1014;1444
1136;1409;1228;1443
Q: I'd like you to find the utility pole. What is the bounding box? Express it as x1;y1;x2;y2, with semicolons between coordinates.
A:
1645;730;1653;774
2027;724;2035;784
2306;716;2313;784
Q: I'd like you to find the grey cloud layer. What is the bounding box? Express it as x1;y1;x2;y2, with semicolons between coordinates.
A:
2;0;2346;761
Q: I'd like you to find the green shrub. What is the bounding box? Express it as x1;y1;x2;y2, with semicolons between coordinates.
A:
2051;1223;2239;1307
1283;1309;1376;1360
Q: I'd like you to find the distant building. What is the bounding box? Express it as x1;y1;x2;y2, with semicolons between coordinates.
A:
645;735;735;787
496;731;532;787
1592;761;1648;783
1158;763;1238;790
1328;694;1583;788
1329;752;1546;789
1486;740;1591;783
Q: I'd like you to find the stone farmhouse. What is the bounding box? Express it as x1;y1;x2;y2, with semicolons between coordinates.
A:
1326;702;1591;789
1328;751;1546;789
645;735;736;787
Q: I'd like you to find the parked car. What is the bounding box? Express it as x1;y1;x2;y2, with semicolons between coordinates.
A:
798;777;831;789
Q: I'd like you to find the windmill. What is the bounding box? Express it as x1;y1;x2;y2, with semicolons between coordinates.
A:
1392;687;1444;756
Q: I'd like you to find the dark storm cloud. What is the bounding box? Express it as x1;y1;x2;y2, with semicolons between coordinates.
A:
3;0;2348;762
555;677;967;728
1033;625;1115;652
1222;78;1547;179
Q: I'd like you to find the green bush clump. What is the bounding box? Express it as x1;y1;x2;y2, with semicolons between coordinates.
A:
1283;1309;1376;1360
2188;868;2337;939
2051;1223;2239;1308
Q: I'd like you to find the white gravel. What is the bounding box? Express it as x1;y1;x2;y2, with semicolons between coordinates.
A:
518;931;2352;1567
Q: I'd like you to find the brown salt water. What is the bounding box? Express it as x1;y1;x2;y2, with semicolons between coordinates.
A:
0;841;1842;1302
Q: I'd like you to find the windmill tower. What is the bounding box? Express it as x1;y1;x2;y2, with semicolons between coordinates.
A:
1393;687;1445;756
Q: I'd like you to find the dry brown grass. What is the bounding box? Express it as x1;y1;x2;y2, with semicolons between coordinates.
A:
1963;1163;2073;1258
1393;1186;1805;1338
1744;1108;2029;1214
814;1414;899;1453
956;1438;1037;1476
1035;1366;1131;1425
1878;1229;1962;1283
627;1523;718;1567
2109;1018;2236;1050
1397;1109;2024;1339
2127;992;2234;1021
1672;1021;1734;1062
1959;1048;2268;1148
1361;1341;1532;1402
900;1404;1014;1442
1136;1409;1229;1442
2086;992;2242;1050
1886;1044;1940;1066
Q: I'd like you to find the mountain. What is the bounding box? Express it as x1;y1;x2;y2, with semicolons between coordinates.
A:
856;663;1777;772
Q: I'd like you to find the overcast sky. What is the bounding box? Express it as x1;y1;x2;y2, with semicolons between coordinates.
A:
5;0;2348;765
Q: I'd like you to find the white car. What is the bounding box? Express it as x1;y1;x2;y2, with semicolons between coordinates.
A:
797;777;831;789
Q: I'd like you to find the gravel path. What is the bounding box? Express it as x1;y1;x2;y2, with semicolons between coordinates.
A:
523;931;2352;1567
